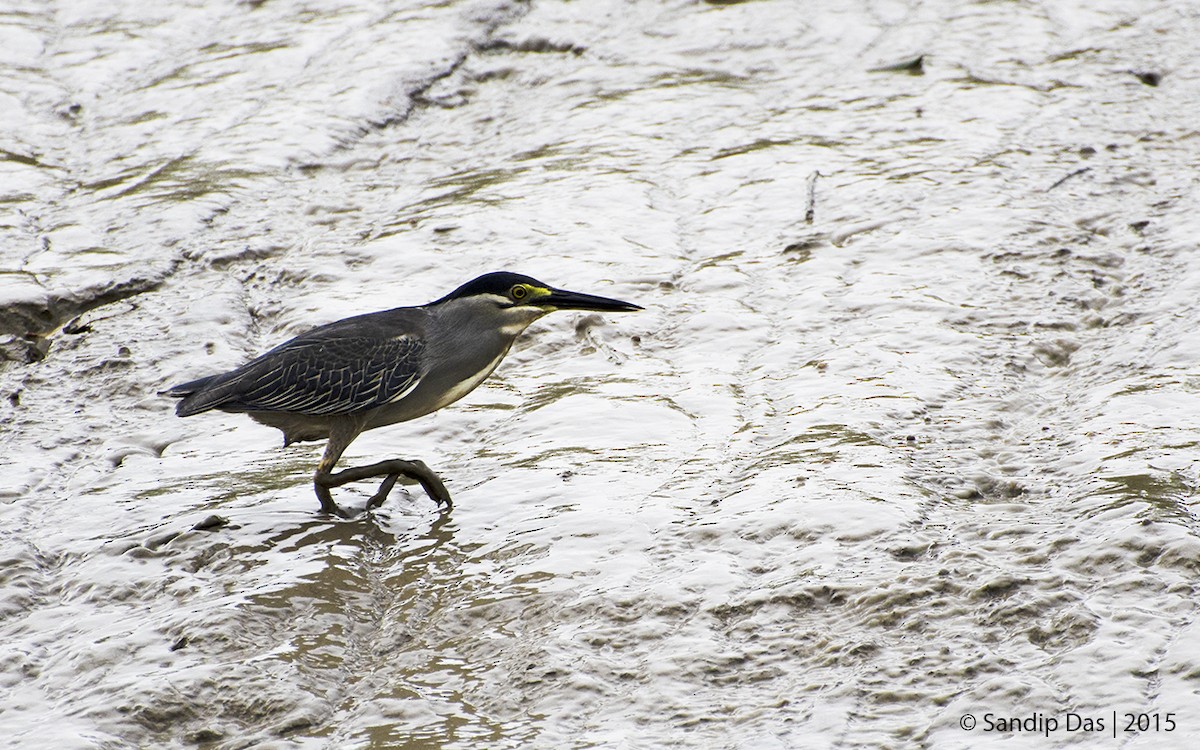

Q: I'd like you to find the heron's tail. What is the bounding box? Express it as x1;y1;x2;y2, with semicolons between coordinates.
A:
160;375;222;417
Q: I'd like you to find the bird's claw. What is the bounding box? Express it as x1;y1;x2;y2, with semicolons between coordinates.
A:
314;460;452;515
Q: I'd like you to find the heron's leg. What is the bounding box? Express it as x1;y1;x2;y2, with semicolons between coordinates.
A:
366;475;400;510
323;459;451;509
313;420;364;516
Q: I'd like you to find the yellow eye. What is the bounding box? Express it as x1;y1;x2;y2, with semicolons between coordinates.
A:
510;284;528;301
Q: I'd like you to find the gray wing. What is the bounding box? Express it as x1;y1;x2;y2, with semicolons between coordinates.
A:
178;335;424;417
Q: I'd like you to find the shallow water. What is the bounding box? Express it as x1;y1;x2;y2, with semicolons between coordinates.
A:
4;0;1200;747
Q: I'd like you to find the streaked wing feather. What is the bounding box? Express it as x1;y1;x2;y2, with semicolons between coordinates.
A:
232;336;423;415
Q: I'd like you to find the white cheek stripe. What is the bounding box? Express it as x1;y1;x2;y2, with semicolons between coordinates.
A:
499;320;532;336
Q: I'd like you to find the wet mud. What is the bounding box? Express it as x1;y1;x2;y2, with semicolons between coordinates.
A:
3;0;1200;747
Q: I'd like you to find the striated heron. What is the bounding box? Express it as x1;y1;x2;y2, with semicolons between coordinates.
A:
164;272;641;516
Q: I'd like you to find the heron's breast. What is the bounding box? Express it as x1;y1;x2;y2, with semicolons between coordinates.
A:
428;347;509;412
362;345;511;431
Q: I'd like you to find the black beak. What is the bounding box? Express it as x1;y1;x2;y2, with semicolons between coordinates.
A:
544;287;642;312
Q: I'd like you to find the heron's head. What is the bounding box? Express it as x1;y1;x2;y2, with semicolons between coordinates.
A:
433;271;641;336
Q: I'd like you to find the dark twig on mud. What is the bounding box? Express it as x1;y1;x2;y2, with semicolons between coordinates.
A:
1046;167;1090;191
805;171;821;224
